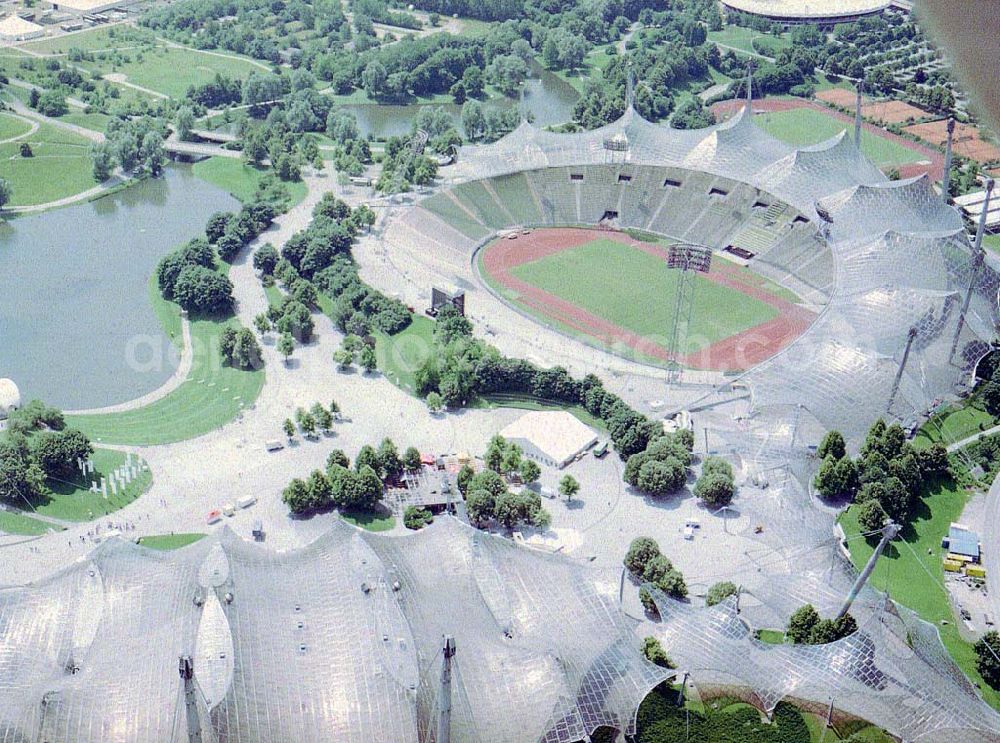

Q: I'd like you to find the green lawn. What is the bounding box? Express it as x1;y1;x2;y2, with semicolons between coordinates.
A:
59;112;113;134
93;46;265;99
755;628;786;645
340;506;395;531
138;532;206;550
506;238;778;354
0;112;33;141
19;25;155;55
192;157;307;207
548;43;617;94
838;478;1000;711
0;121;96;206
471;393;608;432
754;108;923;168
0;510;57;536
707;26;790;58
984;234;1000;256
374;315;435;393
913;396;995;449
31;448;151;522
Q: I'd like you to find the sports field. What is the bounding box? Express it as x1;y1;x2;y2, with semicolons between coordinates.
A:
754;108;922;168
480;228;815;371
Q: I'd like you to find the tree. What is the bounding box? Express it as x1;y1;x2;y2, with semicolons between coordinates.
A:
426;391;443;413
465;488;495;526
705;581;738;607
327;449;350;471
403;446;422;472
461;100;485;140
175;106;195;141
253;313;271;336
333;348;353;370
377;438;403;479
356;444;381;476
253;244;280;275
814;454;858;500
206;212;232;244
278;333;295;364
282;478;312;513
975;631;1000;689
311;402;334;433
172;265;233;315
786;604;820;644
362;60;388;98
282;418;296;439
90;143;115;182
694;471;735;507
641;636;676;668
298;411;317;438
360;344;377;373
519;459;540;484
855;498;888;533
636;458;686;496
226;328;262;370
624;537;661;578
404;505;434;530
817;430;847;461
30;429;93;478
0;178;11;210
559;474;579;501
456;463;474;495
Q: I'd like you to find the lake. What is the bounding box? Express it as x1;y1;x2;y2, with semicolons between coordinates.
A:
342;65;581;139
0;165;240;410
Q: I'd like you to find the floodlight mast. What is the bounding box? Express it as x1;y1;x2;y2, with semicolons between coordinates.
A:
854;79;864;149
665;245;712;386
886;326;918;415
949;177;994;364
437;635;456;743
942;117;956;203
836;521;900;619
178;655;203;743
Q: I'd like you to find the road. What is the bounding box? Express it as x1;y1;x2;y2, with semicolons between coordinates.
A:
982;473;1000;629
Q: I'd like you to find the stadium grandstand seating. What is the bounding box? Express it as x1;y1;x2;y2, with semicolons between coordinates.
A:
419;191;493;242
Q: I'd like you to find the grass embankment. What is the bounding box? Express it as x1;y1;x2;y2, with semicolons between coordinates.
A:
506;237;777;354
707;26;791;57
19;25;152;54
138;532;206;550
912;395;994;449
373;315;436;392
33;448;151;521
754;108;923;168
340;506;395;532
838;477;1000;711
0;510;55;536
192;157;308;207
0;119;96;206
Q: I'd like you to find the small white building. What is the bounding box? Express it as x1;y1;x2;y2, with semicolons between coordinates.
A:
0;378;21;422
499;410;598;469
0;15;45;41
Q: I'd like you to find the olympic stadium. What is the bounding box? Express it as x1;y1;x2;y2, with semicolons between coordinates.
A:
4;103;1000;743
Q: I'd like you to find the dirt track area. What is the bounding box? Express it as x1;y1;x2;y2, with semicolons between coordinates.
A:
480;227;815;372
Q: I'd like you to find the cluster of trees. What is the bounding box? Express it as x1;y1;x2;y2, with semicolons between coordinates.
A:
460;100;521;143
375;133;439;193
282;401;340;440
975;631;1000;690
670;98;715;129
786;604;857;645
813;421;949;532
205;199;275;262
156;237;234;315
455;441;549;529
0;401;93;504
404;505;434;530
704;580;738;607
414;305;663;464
28;87;68;117
282;439;415;514
325;110;372;177
623;430;693;497
90;117;166;182
625;536;688;611
334;334;378;373
218;326;263;370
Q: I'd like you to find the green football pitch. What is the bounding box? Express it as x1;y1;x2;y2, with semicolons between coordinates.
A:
506;238;778;355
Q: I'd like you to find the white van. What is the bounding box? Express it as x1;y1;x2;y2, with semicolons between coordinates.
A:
237;495;257;509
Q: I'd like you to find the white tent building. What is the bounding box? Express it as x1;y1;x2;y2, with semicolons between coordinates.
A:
0;378;21;422
499;410;598;469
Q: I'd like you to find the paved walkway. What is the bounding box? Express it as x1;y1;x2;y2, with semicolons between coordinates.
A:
946;422;1000;452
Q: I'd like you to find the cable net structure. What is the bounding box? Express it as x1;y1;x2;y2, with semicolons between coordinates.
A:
0;519;669;743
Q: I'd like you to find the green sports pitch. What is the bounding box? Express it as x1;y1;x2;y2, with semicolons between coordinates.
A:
501;237;779;357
